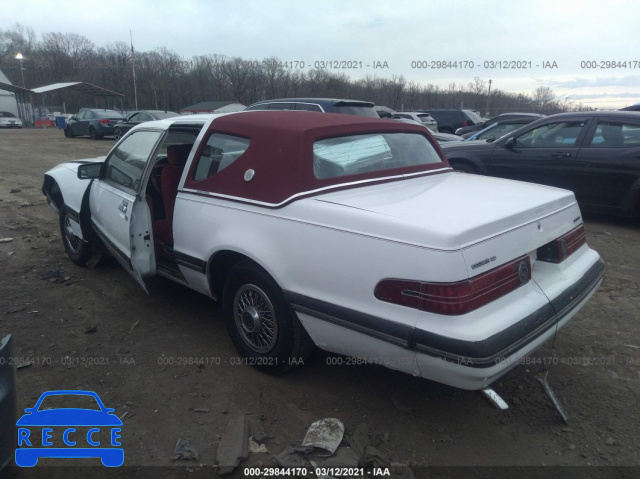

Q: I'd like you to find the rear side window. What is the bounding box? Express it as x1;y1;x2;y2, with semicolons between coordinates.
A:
589;121;640;148
295;103;323;112
266;103;293;110
193;133;250;181
313;133;442;179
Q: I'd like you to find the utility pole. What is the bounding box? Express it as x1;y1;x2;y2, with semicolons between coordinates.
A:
485;79;492;116
130;31;138;110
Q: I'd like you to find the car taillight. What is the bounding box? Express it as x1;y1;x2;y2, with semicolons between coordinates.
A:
374;255;531;316
98;119;110;124
537;224;586;263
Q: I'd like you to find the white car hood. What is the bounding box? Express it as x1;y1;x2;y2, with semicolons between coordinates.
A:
314;171;576;249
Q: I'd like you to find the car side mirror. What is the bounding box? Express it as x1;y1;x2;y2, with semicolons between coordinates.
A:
504;137;515;149
78;163;103;179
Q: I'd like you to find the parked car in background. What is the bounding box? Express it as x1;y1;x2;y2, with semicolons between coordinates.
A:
64;109;124;140
245;98;379;117
456;112;546;137
42;111;603;393
374;105;395;118
392;112;438;132
440;111;640;217
114;110;180;140
620;103;640;111
0;111;23;128
417;109;483;134
391;117;462;142
463;118;540;142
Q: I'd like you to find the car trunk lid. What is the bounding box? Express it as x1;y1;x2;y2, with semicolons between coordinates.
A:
314;171;580;276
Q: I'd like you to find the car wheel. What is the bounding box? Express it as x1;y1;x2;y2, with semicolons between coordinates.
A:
114;128;122;141
452;163;477;174
64;127;75;138
223;261;314;374
89;127;100;140
59;207;89;266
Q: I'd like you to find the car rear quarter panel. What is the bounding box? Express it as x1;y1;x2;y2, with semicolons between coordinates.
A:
172;191;470;375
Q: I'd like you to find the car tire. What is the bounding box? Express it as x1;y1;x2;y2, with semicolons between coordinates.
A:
223;261;314;374
114;128;122;141
452;163;477;174
59;207;90;266
64;127;74;138
89;127;100;140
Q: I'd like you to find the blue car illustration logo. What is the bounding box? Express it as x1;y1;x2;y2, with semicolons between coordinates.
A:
15;390;123;467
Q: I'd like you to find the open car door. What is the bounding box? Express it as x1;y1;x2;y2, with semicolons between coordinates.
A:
87;130;163;292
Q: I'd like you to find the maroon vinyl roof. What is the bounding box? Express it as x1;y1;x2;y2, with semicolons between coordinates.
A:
183;110;449;206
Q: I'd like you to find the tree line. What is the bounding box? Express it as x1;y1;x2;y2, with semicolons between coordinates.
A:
0;24;591;115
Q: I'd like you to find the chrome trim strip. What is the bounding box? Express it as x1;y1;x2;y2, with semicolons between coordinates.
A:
181;167;453;208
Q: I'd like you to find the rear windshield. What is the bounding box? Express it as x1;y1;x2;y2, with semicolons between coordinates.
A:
152;111;180;119
95;110;124;119
313;133;442;179
332;105;379;118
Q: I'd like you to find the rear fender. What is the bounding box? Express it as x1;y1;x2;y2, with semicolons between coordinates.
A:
620;177;640;217
446;152;488;174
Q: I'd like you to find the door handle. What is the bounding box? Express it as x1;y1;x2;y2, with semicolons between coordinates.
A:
118;201;128;213
551;152;572;158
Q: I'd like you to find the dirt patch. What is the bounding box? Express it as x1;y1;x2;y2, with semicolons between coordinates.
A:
1;128;639;477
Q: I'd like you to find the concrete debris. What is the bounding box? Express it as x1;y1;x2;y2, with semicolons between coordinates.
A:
216;414;249;476
249;437;269;453
170;437;199;461
301;418;344;456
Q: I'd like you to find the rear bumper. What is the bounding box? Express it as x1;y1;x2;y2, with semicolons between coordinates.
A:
413;259;604;367
289;255;604;391
415;258;604;389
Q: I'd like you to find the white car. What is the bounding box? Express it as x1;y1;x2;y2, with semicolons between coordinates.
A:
42;111;604;392
0;111;22;128
392;112;438;132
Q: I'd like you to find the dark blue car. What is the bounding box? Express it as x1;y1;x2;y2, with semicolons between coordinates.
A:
15;390;123;467
64;109;124;140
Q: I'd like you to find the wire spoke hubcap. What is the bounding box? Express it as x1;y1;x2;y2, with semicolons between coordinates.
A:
64;216;82;253
234;284;278;353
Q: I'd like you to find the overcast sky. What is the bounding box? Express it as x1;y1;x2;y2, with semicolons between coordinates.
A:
4;0;639;109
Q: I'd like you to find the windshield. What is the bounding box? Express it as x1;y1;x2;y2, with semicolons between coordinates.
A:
313;132;442;179
0;112;17;118
475;122;527;141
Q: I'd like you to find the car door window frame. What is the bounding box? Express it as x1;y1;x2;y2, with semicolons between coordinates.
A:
585;119;640;148
101;129;166;196
513;120;589;149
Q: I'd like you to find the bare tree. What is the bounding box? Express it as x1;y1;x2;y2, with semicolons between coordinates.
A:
532;86;555;113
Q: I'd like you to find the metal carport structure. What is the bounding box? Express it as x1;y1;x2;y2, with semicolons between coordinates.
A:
0;81;125;126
